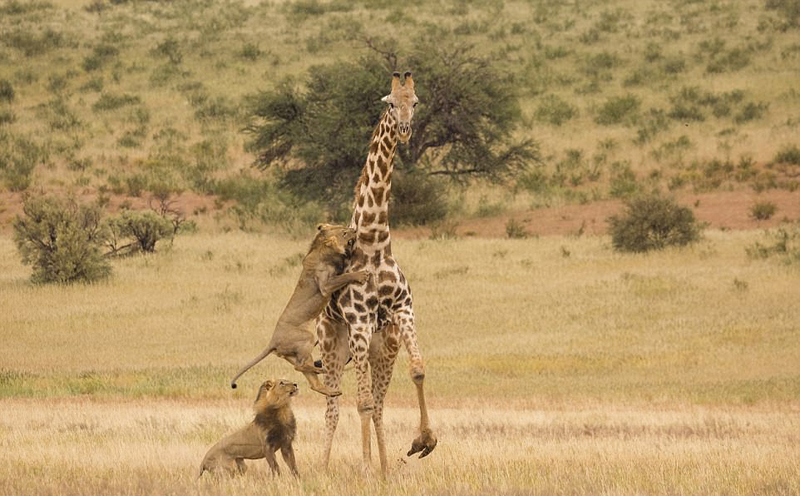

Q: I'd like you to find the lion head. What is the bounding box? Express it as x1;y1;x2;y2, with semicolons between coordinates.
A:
254;379;298;412
310;223;356;257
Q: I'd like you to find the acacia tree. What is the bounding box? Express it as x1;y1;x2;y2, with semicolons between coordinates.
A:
244;40;539;213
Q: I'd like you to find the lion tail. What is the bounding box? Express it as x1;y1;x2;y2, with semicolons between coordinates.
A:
230;346;275;389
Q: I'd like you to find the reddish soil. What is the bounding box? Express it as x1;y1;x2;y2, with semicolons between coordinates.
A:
393;190;800;239
2;189;798;238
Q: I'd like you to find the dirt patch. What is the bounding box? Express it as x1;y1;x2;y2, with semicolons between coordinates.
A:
0;190;220;233
393;190;800;239
3;189;798;239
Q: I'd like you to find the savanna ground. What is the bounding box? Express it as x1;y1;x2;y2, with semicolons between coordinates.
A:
2;230;800;495
2;0;800;494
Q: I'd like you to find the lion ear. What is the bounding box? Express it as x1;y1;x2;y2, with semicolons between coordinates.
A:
317;223;324;231
263;380;274;389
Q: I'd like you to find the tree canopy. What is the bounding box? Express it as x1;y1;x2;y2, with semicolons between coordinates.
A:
244;40;539;211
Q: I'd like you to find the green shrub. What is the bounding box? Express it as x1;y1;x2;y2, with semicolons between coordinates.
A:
238;43;262;61
82;43;119;72
534;94;578;126
0;79;14;102
609;161;639;198
0;109;16;125
13;196;111;284
152;37;183;64
194;96;237;122
390;171;449;226
0;131;48;191
105;210;173;254
765;0;800;27
609;195;701;252
773;144;800;165
92;92;141;112
634;109;670;145
505;218;529;239
706;48;751;73
746;224;800;263
517;167;550;194
750;201;778;220
595;94;640;125
3;28;64;57
41;98;82;131
734;102;768;123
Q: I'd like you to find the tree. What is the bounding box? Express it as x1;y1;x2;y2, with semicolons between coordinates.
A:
13;196;111;284
244;39;538;212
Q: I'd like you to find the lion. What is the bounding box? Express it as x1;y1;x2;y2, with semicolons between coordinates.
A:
198;379;300;478
230;223;368;396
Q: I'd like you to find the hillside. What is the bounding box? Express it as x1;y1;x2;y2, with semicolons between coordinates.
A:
1;0;799;231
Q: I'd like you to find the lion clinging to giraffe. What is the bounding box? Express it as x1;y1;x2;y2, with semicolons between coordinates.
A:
315;71;437;474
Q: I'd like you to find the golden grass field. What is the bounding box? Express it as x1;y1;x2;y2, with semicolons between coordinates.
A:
2;229;799;494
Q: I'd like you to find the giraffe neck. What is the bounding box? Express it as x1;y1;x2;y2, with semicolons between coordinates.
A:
350;109;397;254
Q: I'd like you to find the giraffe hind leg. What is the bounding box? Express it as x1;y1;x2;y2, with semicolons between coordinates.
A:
369;324;401;475
316;315;349;468
396;313;438;458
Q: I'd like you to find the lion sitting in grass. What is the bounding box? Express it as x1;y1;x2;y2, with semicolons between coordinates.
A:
198;379;300;478
230;224;368;396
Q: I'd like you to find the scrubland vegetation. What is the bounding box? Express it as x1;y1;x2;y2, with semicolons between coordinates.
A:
2;0;800;494
0;0;798;227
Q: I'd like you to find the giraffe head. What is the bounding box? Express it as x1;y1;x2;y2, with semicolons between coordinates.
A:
381;71;418;144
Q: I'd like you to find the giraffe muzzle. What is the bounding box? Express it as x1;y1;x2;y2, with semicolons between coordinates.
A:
398;123;412;143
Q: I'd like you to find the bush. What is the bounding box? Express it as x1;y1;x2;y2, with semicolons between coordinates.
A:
608;195;701;252
505;218;529;239
746;224;800;263
734;102;768;123
595;94;640;125
105;211;173;254
82;44;119;72
0;131;48;191
389;171;449;226
92;92;141;112
0;79;14;102
3;28;64;57
750;201;778;220
773;144;800;165
765;0;800;27
534;95;578;126
13;196;111;284
609;161;639;198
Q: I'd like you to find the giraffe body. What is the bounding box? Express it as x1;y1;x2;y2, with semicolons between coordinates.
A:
316;72;436;474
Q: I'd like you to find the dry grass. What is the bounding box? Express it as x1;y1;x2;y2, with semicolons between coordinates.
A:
2;230;800;405
1;399;798;496
2;229;800;494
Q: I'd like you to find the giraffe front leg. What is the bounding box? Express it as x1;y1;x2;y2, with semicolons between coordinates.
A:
317;315;348;469
348;322;375;471
396;312;438;459
369;324;400;476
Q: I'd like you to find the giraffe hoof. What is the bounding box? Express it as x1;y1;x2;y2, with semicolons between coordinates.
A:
407;429;437;458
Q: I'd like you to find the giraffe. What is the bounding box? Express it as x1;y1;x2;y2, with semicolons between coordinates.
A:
315;71;437;474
